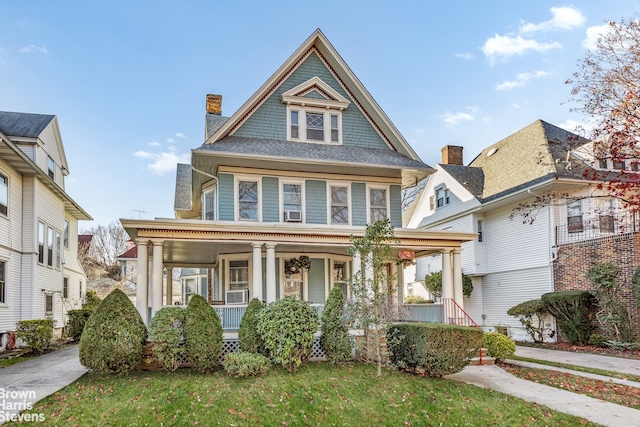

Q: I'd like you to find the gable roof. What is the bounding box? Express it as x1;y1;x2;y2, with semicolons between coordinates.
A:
0;111;54;137
205;29;422;162
439;164;484;200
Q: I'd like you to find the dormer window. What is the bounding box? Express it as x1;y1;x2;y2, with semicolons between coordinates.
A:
435;187;450;208
283;76;349;145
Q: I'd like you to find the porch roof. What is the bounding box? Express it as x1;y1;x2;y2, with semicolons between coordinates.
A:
121;218;476;267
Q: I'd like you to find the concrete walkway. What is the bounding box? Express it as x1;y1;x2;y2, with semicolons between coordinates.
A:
0;345;87;423
446;346;640;427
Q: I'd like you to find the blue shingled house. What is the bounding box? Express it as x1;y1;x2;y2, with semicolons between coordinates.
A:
121;30;475;330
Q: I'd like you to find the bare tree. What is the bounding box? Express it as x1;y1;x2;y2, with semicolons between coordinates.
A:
83;222;131;266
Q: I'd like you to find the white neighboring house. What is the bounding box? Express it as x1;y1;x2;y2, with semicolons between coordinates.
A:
406;120;640;340
0;111;91;345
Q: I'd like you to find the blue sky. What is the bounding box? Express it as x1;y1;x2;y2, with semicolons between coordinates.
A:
0;1;638;227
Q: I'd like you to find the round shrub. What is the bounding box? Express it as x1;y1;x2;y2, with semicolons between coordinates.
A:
256;297;319;372
79;289;147;374
238;298;266;355
15;319;54;354
482;332;516;362
66;309;93;341
320;286;352;365
149;307;186;372
222;351;271;377
183;295;223;373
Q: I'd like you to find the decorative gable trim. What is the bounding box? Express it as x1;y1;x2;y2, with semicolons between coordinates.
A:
281;76;350;110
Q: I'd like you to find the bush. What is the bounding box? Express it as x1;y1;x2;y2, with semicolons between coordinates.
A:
83;290;102;310
222;351;271;377
589;333;608;348
404;296;433;304
66;309;93;341
15;319;54;354
79;289;147;374
387;323;483;377
320;286;352;365
256;297;319;372
507;299;549;343
183;295;223;373
424;271;473;298
149;307;186;372
541;290;595;345
238;298;266;355
482;332;515;361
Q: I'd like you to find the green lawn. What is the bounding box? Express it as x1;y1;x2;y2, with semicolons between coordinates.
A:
8;362;596;426
0;356;33;368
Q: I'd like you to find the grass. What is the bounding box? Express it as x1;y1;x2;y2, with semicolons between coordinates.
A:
6;362;596;427
503;363;640;410
0;356;33;368
510;355;640;382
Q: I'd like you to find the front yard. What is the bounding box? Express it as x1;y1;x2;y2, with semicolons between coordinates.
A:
7;362;595;426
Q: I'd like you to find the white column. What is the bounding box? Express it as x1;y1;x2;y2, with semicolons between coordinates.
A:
265;243;277;303
151;240;164;317
252;243;263;302
136;239;149;325
166;267;173;306
441;249;453;301
452;248;463;310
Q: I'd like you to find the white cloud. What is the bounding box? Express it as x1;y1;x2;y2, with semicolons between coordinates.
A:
511;103;521;109
147;141;161;147
166;138;175;144
520;6;586;33
557;118;596;134
19;44;48;55
455;52;474;60
134;149;189;175
481;117;492;123
582;23;612;50
133;150;153;159
176;132;187;138
441;106;477;126
481;35;561;64
495;70;550;90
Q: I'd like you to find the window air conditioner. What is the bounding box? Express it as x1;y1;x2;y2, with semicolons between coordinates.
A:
226;289;249;304
284;210;302;222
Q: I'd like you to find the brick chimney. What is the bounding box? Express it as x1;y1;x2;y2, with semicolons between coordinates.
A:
206;94;222;115
441;145;463;165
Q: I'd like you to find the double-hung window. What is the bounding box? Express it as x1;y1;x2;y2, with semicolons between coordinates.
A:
63;277;68;299
203;187;216;220
63;219;69;248
435;187;450;208
477;220;484;242
55;231;61;269
0;260;5;304
369;187;388;223
282;182;302;221
599;198;615;233
47;156;55;180
330;185;349;224
238;179;259;221
0;173;7;216
228;260;249;304
38;222;45;264
332;261;349;299
47;227;54;267
567;199;584;233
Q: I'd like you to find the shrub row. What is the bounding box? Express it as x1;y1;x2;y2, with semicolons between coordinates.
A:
15;319;54;354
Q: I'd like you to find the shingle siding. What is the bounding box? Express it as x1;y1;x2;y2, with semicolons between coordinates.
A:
233;52;387;150
308;258;325;303
305;180;326;224
262;177;280;222
218;173;234;221
390;185;402;228
351;182;366;226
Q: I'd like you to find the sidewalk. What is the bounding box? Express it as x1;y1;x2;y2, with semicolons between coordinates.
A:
446;346;640;427
0;344;87;423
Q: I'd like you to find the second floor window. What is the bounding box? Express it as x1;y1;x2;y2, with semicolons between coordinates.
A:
238;180;258;221
567;199;584;233
369;188;387;223
330;185;349;224
203;188;216;220
599;198;615;233
0;173;7;216
55;231;61;268
47;156;55;180
38;222;45;264
47;226;54;267
283;183;302;221
477;220;484;242
63;220;69;248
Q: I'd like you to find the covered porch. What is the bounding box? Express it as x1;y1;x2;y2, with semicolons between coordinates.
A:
121;218;476;326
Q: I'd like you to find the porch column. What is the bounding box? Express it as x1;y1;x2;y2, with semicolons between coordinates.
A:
166;267;173;306
452;248;463;309
151;240;164;317
441;249;453;301
136;239;149;325
252;243;264;302
266;243;277;303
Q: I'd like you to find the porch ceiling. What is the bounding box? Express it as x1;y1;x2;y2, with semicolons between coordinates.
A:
121;218;477;267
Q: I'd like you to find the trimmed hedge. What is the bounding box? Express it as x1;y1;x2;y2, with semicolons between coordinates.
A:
149;307;186;372
67;309;93;341
183;295;223;373
79;289;147;374
387;323;483;377
16;319;54;354
320;286;352;365
256;297;319;373
482;332;515;361
222;351;271;377
541;290;595;345
507;299;549;343
238;298;266;355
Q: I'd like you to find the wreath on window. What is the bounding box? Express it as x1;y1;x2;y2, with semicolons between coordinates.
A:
285;255;311;274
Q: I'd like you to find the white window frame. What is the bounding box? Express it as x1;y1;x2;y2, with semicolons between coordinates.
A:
330;257;351;300
235;176;261;222
280;255;308;301
567;199;584;233
327;182;351;225
47;156;55;180
0;259;6;305
202;183;217;221
0;171;7;217
38;221;45;264
366;185;390;224
63;276;69;299
55;230;61;269
286;106;343;145
224;255;252;303
47;226;54;267
63;219;69;248
435;186;450;208
280;180;305;223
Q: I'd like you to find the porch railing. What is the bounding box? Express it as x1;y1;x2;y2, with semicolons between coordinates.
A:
556;211;640;245
212;303;324;330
